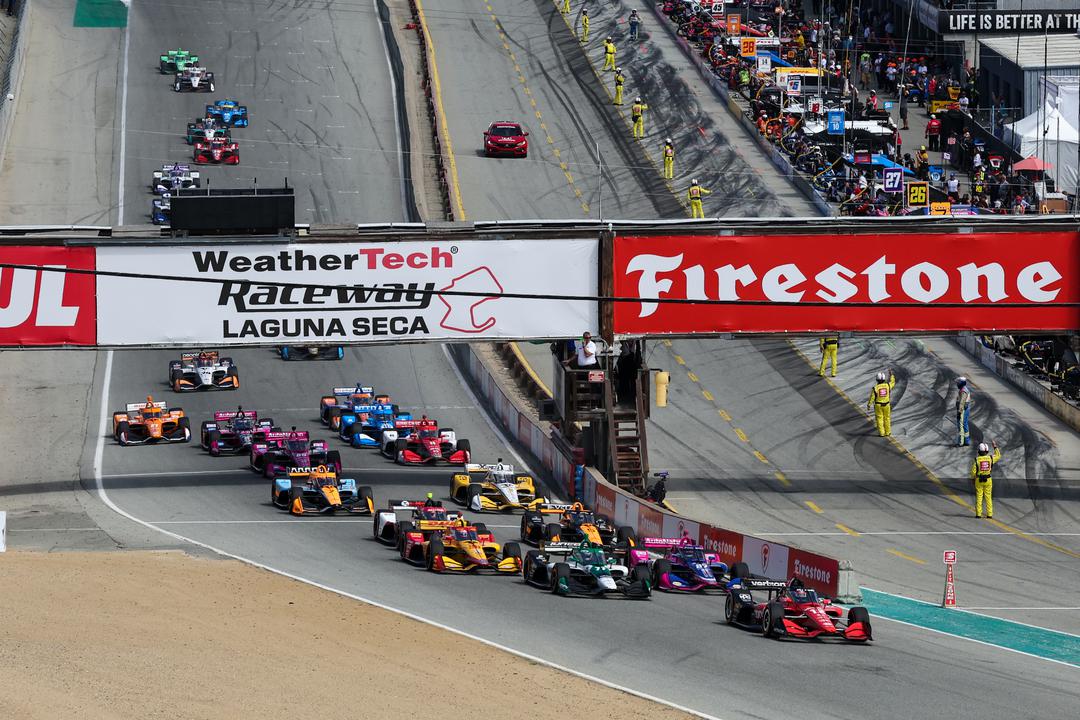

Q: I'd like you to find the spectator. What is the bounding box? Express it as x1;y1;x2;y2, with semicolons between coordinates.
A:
566;331;598;369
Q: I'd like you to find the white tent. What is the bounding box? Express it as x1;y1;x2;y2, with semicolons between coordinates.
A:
1004;100;1079;195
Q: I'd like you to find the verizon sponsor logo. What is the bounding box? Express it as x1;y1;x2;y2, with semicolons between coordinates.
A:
793;558;833;585
626;253;1063;318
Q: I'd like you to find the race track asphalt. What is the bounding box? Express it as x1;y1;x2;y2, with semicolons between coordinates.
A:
4;1;1076;717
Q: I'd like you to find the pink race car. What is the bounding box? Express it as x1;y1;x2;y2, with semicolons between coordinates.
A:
250;429;341;478
630;537;742;593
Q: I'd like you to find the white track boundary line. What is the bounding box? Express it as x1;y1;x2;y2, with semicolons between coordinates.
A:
92;352;716;718
116;11;132;225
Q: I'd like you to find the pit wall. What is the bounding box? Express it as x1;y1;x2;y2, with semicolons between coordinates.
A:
954;336;1080;433
451;343;844;597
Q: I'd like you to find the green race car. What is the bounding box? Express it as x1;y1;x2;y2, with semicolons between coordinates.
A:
160;49;200;74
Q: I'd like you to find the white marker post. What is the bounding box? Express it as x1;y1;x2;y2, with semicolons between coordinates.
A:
942;550;957;607
0;511;6;552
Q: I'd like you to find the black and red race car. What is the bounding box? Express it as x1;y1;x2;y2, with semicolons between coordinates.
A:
193;138;239;165
483;121;528;157
379;416;471;466
724;577;873;642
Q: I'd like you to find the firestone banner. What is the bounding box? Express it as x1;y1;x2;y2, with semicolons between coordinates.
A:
613;232;1080;333
97;240;598;345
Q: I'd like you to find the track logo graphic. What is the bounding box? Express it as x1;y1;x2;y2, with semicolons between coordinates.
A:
761;543;771;572
437;266;504;333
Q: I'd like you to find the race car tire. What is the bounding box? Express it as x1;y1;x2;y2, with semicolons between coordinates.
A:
206;429;221;456
209;82;216;92
544;523;562;542
520;512;539;542
227;366;239;389
326;450;342;474
456;439;471;454
502;542;522;565
426;538;445;573
762;602;785;639
116;421;130;446
221;357;234;367
393;438;407;454
848;606;872;637
169;367;182;385
356;486;374;513
174;82;181;91
616;525;638;548
523;550;541;581
396;521;415;554
178;417;191;442
730;562;751;581
336;347;345;360
630;564;651;585
327;407;341;431
287;485;304;511
280;346;290;360
724;593;737;624
474;522;489;535
652;559;672;587
551;563;571;594
200;421;211;446
465;483;483;507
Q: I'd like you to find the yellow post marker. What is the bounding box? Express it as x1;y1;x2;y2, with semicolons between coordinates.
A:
655;371;670;407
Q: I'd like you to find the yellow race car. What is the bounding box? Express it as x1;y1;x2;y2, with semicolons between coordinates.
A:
450;460;541;512
400;517;521;573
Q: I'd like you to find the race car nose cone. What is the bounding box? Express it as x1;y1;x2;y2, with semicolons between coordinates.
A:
599;576;617;591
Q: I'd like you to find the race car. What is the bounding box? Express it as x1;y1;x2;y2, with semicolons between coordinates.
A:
174;66;216;93
629;537;736;593
399;517;521;574
372;498;462;546
341;403;408;448
279;346;345;361
200;409;276;456
270;465;374;516
193;138;239;165
381;417;471;466
250;429;342;478
152;163;200;194
520;501;637;548
168;350;239;392
160;48;199;74
185;117;232;145
483;121;529;157
724;577;873;642
151;195;170;225
205;99;249;127
450;461;536;511
112;396;191;446
319;385;374;429
522;541;651;598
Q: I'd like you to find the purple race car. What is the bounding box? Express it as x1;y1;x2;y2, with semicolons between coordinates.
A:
249;429;342;478
630;537;735;593
200;409;277;456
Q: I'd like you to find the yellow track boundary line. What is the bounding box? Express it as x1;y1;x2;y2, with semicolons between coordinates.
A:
414;0;467;220
787;339;1080;562
508;342;553;398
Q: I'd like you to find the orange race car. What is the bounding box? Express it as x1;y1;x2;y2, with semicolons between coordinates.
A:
112;396;192;446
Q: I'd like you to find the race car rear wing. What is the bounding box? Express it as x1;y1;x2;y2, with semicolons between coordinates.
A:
126;401;168;412
263;430;309;441
540;541;589;555
395;419;437;429
463;462;516;474
642;537;700;549
534;502;578;514
729;578;788;590
332;385;374;395
181;350;219;362
346;403;394;415
213;410;257;421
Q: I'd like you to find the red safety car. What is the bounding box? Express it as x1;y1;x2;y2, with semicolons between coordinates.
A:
483;121;528;158
725;577;873;642
193;138;240;165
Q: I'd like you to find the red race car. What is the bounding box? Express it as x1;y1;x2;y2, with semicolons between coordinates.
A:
725;578;873;642
380;416;471;466
193;138;239;164
483;121;528;158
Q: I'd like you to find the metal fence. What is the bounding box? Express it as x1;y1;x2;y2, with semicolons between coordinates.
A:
0;0;28;170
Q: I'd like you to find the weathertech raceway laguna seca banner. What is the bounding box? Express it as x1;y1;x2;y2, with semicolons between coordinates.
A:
613;232;1080;334
93;240;597;345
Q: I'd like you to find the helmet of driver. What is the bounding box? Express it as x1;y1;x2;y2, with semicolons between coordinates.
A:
956;376;967;388
978;442;989;453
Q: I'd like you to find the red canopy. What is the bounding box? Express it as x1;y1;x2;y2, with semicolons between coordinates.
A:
1013;157;1054;171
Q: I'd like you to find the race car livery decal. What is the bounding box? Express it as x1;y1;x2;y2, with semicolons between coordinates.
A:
613;231;1080;333
96;240;597;345
0;246;96;346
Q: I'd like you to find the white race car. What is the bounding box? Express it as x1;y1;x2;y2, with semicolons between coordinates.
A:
167;350;239;392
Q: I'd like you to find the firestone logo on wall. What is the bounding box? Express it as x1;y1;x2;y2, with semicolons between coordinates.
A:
613;232;1080;333
95;240;598;345
0;247;96;346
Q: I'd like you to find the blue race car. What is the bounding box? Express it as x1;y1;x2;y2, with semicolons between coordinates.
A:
320;385;377;431
151;195;170;225
205;99;249;128
340;403;412;448
280;346;344;361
